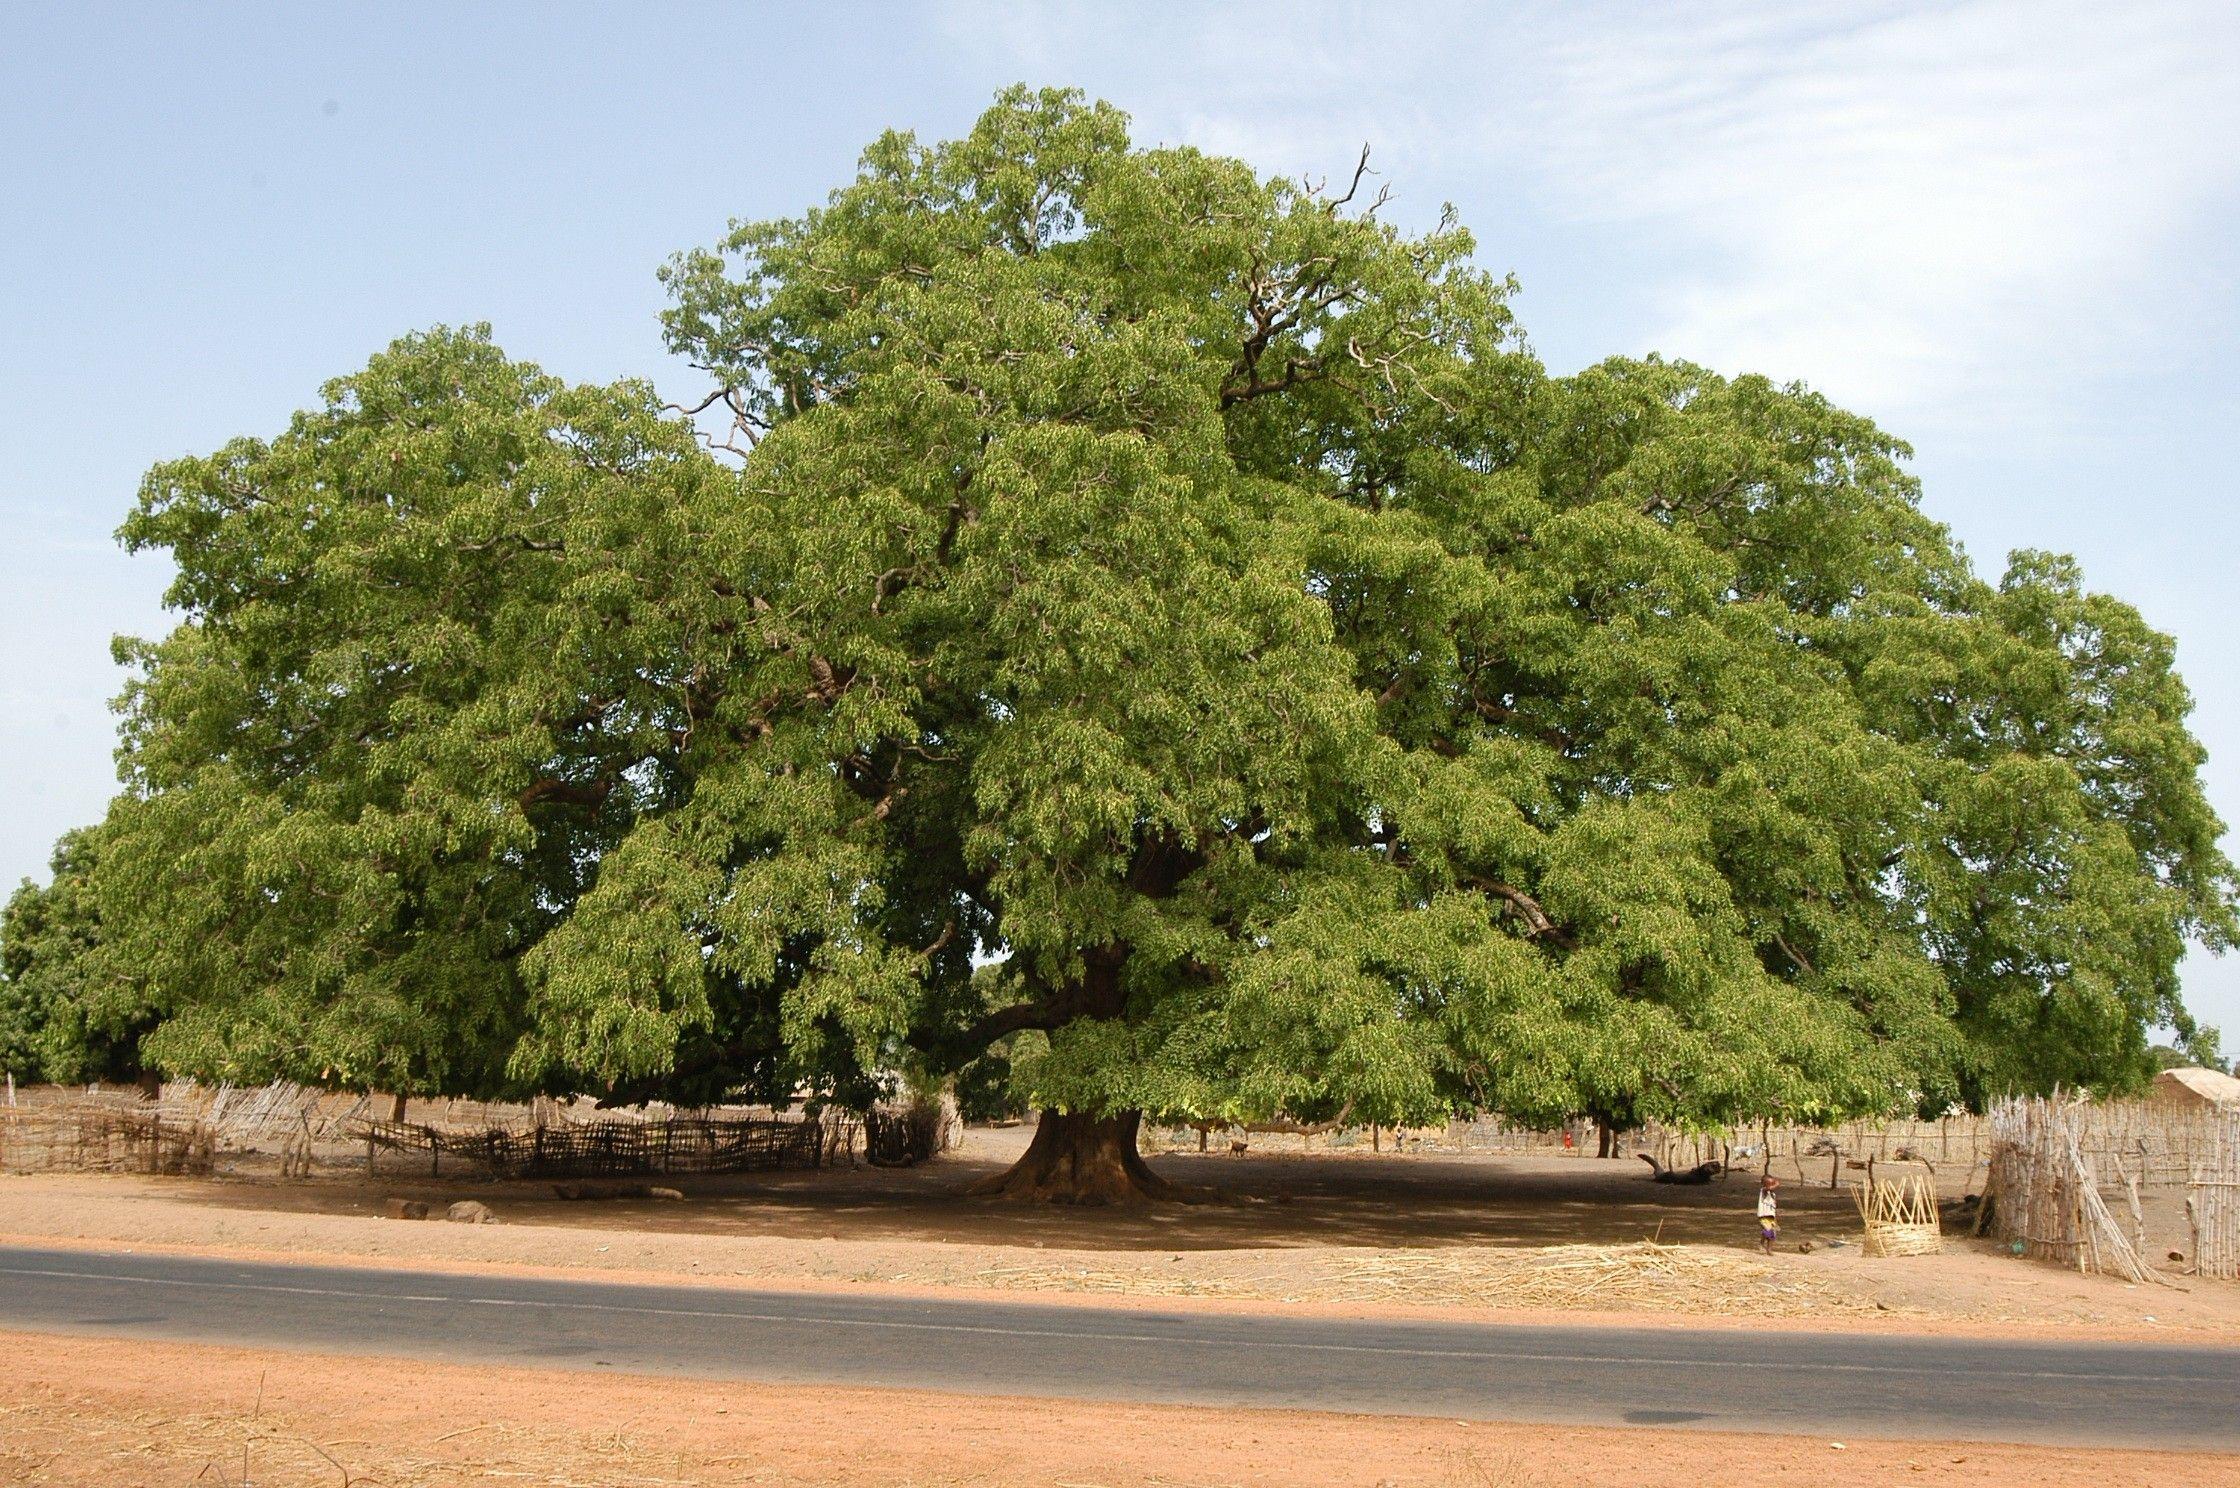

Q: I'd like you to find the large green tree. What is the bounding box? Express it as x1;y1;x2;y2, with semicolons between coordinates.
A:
67;89;2235;1199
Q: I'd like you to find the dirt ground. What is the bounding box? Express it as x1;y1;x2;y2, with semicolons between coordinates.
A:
5;1128;2235;1339
3;1328;2232;1488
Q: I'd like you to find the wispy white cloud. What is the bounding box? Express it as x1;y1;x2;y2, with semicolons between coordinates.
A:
1518;1;2240;421
937;0;2240;424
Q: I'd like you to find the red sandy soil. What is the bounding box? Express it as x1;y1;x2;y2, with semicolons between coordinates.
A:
3;1329;2232;1488
4;1131;2234;1342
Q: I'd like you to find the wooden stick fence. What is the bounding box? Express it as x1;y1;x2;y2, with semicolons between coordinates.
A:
353;1111;858;1180
2190;1106;2240;1280
1982;1096;2175;1285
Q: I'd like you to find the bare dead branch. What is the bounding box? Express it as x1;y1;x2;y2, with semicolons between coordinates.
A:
1328;144;1374;209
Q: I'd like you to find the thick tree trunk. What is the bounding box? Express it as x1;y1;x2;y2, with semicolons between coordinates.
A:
967;1109;1197;1205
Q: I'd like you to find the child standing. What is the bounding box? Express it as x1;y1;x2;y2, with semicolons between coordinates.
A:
1756;1175;1780;1253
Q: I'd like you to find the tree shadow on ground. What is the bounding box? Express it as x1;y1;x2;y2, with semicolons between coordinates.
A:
184;1133;1883;1254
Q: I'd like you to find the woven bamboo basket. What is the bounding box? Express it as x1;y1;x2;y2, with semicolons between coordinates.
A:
1853;1171;1943;1257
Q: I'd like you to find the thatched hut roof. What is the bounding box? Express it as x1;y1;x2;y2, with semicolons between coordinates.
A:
2149;1066;2240;1108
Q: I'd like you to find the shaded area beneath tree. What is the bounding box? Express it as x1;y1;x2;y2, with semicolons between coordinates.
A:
166;1123;1927;1252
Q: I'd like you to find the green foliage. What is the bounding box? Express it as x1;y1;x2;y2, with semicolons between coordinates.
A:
949;1042;1026;1122
74;87;2236;1127
0;827;148;1083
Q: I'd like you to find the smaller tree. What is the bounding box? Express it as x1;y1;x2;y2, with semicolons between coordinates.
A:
0;827;153;1089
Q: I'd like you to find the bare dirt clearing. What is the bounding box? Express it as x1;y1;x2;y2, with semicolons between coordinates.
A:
4;1329;2232;1488
6;1128;2234;1339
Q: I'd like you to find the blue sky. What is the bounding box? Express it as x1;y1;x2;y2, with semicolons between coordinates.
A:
4;2;2238;1036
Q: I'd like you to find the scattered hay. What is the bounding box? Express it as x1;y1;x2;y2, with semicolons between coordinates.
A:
1322;1241;1872;1314
965;1240;1874;1316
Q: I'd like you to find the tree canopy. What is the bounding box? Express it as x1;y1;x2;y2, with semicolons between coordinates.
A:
24;88;2234;1195
1;827;149;1086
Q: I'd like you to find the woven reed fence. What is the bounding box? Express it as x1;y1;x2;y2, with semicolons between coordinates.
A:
156;1078;373;1143
1194;1105;2225;1193
353;1110;859;1179
864;1096;959;1168
1158;1113;2000;1181
2189;1106;2240;1280
0;1104;216;1175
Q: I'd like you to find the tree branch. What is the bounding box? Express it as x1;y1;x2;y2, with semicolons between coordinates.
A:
917;919;957;959
1126;829;1204;898
1473;698;1576;753
1772;931;1816;978
457;534;565;555
1466;875;1578;950
1219;356;1321;408
517;777;614;811
956;998;1064;1055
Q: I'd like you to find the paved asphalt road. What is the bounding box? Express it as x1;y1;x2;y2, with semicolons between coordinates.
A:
3;1243;2235;1449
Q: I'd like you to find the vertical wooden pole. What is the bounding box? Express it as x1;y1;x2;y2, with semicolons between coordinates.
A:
2188;1189;2203;1275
